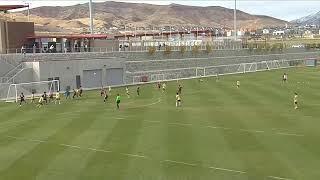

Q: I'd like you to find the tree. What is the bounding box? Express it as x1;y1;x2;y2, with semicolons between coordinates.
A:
148;46;156;55
205;43;213;54
164;46;172;55
192;45;200;55
180;45;186;55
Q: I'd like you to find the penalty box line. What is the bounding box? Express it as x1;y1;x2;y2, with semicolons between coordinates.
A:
142;120;305;137
5;135;294;180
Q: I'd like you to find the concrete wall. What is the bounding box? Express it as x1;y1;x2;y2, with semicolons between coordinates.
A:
11;68;33;84
5;47;317;62
37;58;125;91
0;60;14;77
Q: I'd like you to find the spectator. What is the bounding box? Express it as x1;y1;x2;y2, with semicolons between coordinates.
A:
21;45;26;54
32;44;36;54
49;45;54;53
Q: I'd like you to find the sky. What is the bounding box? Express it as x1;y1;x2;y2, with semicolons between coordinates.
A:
1;0;319;21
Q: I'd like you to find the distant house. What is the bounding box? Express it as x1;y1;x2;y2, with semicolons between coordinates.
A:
262;29;270;34
273;30;285;36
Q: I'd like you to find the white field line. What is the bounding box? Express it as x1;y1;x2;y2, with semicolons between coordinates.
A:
5;135;294;179
268;175;293;180
206;125;232;130
141;121;303;137
5;135;146;159
115;117;125;120
0;119;32;126
0;121;27;130
239;129;265;133
276;132;305;137
127;98;161;109
168;122;193;126
208;166;247;174
120;153;148;159
162;159;198;167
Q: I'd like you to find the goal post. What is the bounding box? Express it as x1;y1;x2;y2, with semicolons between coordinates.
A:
195;67;206;77
6;80;59;102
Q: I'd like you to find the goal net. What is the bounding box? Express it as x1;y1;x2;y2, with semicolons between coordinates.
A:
244;63;258;73
150;74;165;82
6;80;60;102
195;67;206;77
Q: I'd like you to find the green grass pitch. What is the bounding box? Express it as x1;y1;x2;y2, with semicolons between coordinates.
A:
0;67;320;180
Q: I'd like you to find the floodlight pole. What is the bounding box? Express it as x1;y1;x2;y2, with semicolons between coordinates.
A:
234;0;237;40
89;0;94;34
27;3;30;22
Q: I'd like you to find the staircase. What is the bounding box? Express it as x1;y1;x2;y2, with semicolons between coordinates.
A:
0;63;24;83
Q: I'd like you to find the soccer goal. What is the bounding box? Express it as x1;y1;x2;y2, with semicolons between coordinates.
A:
150;74;165;82
6;80;59;102
244;63;258;73
195;67;206;77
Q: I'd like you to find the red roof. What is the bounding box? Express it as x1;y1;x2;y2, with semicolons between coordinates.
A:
27;34;109;39
0;5;29;11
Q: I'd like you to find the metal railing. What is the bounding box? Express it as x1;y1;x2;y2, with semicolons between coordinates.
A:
5;42;244;55
127;59;306;84
0;63;23;83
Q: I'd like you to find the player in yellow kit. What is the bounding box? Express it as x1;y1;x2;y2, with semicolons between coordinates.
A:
294;92;298;109
55;91;61;104
236;80;240;88
176;93;181;107
36;96;44;108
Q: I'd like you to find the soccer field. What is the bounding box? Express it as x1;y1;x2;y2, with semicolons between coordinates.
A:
0;67;320;180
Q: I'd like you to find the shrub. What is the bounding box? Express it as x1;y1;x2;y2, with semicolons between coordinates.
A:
148;46;156;55
180;45;186;54
164;46;172;55
205;43;213;54
192;45;200;55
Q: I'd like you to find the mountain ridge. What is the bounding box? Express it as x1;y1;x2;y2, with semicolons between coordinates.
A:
6;1;289;32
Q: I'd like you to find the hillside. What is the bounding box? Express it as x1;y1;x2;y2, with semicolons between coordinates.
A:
6;1;288;32
291;11;320;26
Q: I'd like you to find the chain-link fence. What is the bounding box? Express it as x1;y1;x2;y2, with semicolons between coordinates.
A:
127;59;306;84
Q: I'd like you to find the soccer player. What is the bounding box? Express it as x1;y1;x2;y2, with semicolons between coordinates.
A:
162;82;166;92
178;84;182;94
199;75;204;82
72;89;77;99
116;94;121;109
126;86;130;98
100;88;105;97
19;92;26;106
65;89;71;99
294;92;298;109
43;92;48;104
79;86;83;97
283;73;288;83
103;90;108;103
108;86;112;96
55;91;61;104
36;95;44;108
137;86;140;96
236;80;240;88
216;73;219;82
176;92;181;107
30;92;35;103
49;91;54;103
157;82;161;90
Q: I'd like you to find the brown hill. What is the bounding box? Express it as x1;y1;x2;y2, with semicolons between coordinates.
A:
10;1;288;32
